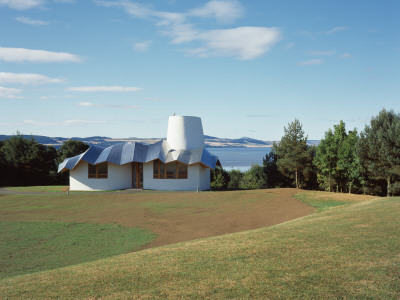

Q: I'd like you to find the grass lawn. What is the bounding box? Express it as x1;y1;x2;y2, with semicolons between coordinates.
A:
0;189;316;249
0;221;156;279
0;193;398;298
294;190;372;212
6;185;69;193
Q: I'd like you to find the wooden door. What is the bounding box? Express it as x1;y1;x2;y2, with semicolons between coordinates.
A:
132;162;143;189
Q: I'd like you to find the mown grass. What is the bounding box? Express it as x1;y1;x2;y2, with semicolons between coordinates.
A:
1;196;398;299
294;190;371;212
0;221;156;279
6;185;68;193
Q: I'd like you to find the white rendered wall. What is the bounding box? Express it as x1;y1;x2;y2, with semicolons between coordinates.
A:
69;161;132;191
143;161;210;191
166;116;205;150
199;166;211;190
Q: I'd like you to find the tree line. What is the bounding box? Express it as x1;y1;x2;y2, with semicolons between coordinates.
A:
0;134;89;187
211;108;400;196
1;108;399;196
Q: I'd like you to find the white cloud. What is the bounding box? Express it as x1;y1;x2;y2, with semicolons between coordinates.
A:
95;0;152;19
133;40;152;52
297;59;324;66
77;102;94;107
23;119;110;126
67;86;142;92
308;50;334;56
163;22;199;44
194;27;281;60
0;72;63;85
188;0;243;23
340;53;351;59
0;0;43;10
0;86;22;98
321;26;347;35
97;1;281;60
77;102;140;109
15;16;49;26
0;47;82;63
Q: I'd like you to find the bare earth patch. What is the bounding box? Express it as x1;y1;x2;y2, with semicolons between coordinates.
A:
142;188;315;248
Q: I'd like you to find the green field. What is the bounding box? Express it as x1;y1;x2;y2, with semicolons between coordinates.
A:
0;221;155;279
6;185;69;193
0;189;398;298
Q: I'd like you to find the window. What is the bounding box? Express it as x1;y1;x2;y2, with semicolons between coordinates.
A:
153;160;188;179
88;162;108;179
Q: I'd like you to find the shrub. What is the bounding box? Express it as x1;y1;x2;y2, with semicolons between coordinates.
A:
227;169;242;190
239;165;267;190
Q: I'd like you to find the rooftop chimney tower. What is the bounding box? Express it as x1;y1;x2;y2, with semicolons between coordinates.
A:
166;115;205;150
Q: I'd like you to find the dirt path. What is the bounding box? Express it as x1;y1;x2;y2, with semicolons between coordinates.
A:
0;188;19;194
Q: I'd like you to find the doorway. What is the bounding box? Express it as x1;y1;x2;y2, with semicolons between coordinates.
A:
132;162;143;189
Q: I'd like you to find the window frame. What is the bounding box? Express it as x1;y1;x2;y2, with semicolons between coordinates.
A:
88;162;108;179
153;160;188;179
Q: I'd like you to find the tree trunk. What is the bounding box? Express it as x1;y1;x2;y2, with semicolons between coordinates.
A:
295;168;298;188
387;177;391;197
328;171;331;192
349;180;353;194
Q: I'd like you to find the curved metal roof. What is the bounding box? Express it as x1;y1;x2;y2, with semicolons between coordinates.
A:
58;140;219;173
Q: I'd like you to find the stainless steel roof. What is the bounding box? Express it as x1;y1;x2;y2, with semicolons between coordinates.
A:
58;140;219;173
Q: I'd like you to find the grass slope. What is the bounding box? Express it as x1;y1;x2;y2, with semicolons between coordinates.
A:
1;196;399;299
294;191;369;212
0;221;156;279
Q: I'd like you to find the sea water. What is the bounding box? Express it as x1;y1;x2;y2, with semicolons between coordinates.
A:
207;147;271;172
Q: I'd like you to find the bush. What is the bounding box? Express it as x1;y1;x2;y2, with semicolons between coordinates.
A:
239;165;267;190
227;169;242;190
210;166;229;190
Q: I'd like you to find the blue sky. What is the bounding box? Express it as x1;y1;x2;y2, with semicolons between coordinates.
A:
0;0;399;140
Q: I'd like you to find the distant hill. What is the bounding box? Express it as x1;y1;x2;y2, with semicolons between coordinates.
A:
0;134;319;148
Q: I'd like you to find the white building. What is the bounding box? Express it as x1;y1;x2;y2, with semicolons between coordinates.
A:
58;116;220;191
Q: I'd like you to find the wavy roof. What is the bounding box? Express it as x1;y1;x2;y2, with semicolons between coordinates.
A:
58;140;219;173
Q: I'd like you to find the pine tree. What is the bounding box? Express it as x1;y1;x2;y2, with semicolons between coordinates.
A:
357;109;400;196
273;119;310;188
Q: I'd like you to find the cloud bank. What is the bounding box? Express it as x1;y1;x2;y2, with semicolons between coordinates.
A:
0;0;43;10
0;72;63;85
15;16;49;26
97;0;281;60
0;86;22;98
0;47;82;63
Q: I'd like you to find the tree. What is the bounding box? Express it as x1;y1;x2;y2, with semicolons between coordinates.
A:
227;169;242;190
357;109;400;196
314;121;348;192
263;150;285;187
239;165;267;190
58;140;89;163
273;119;311;188
302;146;319;190
210;166;229;190
0;133;58;186
337;129;364;194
